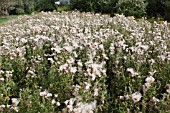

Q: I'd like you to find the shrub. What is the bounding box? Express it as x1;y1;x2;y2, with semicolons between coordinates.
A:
23;0;35;14
164;0;170;21
115;0;147;17
8;0;26;15
70;0;118;14
15;7;25;14
57;4;70;12
146;0;165;19
35;0;57;11
70;0;148;17
70;0;92;12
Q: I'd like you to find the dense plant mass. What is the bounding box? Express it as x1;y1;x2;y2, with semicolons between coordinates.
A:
70;0;170;21
1;0;170;21
35;0;57;12
0;11;170;112
70;0;117;13
115;0;147;17
146;0;165;18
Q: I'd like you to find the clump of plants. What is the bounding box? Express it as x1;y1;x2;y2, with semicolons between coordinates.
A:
0;11;170;112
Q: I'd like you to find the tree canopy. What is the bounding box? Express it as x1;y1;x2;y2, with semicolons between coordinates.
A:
0;0;14;16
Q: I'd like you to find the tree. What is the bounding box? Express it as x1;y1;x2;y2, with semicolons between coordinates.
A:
8;0;35;15
146;0;165;18
8;0;25;15
164;0;170;21
23;0;35;14
36;0;57;11
115;0;147;17
70;0;118;14
0;0;14;16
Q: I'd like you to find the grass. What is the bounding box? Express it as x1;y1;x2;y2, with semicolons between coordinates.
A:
0;15;18;25
57;5;70;12
0;18;9;24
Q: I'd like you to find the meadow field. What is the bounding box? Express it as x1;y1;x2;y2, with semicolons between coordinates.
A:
0;11;170;113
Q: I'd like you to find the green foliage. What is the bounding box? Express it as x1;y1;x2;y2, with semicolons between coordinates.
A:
70;0;147;17
115;0;147;17
23;0;35;14
164;0;170;21
57;4;70;12
70;0;118;13
146;0;165;18
0;0;14;16
8;0;34;15
0;15;17;25
8;0;24;15
15;8;25;14
35;0;57;11
0;18;9;24
8;0;35;15
70;0;168;19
